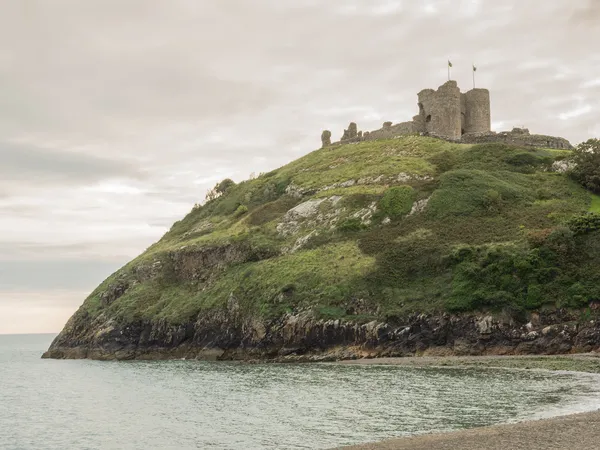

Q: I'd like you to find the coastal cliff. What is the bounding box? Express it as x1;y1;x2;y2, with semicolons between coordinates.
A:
44;136;600;360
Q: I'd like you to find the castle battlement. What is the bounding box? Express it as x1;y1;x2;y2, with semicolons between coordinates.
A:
321;81;572;150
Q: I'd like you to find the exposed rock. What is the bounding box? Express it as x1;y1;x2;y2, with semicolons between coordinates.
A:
283;199;326;221
285;183;307;199
357;175;384;185
43;308;600;362
409;197;430;215
477;316;494;334
397;172;434;183
291;230;318;253
552;159;575;173
277;196;344;237
351;201;378;225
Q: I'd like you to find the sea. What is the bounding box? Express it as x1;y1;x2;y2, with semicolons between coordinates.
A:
2;334;600;450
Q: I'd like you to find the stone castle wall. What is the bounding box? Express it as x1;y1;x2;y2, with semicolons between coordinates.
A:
415;81;463;140
320;81;572;150
460;128;572;149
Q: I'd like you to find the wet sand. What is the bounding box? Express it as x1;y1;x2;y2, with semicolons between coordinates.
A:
338;410;600;449
336;354;600;449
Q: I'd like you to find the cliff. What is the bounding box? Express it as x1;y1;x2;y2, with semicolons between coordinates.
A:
43;136;600;361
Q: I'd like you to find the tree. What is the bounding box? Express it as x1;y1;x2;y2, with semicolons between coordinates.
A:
569;138;600;193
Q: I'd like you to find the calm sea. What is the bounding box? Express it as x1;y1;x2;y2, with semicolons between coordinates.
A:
2;334;600;450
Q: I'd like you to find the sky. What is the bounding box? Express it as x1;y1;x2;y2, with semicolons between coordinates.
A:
1;0;599;334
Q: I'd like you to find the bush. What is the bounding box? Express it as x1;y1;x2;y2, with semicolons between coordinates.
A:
544;226;575;255
482;189;503;213
429;150;457;173
337;218;367;233
379;186;414;218
427;169;531;218
234;205;249;217
567;213;600;235
569;138;600;193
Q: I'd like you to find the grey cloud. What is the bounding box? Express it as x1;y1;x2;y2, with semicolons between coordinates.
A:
0;0;599;332
0;141;142;183
0;258;124;291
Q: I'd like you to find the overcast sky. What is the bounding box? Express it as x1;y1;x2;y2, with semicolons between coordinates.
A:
1;0;599;334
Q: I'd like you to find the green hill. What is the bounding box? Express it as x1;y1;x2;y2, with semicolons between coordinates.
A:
44;136;600;360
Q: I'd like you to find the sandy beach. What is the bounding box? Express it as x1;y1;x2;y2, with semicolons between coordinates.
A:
336;354;600;449
339;410;600;449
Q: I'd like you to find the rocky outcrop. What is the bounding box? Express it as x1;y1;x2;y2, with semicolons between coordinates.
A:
42;307;600;362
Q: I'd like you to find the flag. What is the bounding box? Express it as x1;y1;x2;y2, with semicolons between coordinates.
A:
448;60;453;68
473;64;477;72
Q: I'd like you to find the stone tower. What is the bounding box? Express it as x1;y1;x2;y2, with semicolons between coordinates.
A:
413;80;490;140
461;88;491;136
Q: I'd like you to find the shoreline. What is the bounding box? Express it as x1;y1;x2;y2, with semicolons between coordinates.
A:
334;354;600;449
335;352;600;373
336;409;600;450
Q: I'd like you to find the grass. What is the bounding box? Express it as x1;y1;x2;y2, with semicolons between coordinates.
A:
75;136;600;325
590;194;600;213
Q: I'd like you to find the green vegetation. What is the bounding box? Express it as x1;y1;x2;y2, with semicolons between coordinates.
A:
590;194;600;213
379;186;414;218
79;136;600;325
569;138;600;193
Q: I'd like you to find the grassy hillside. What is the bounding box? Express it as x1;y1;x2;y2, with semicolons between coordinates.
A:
81;136;600;326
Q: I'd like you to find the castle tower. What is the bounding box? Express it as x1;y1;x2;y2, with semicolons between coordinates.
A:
415;81;462;140
462;88;491;135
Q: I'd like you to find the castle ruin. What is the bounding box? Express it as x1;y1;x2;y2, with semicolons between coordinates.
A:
321;80;572;150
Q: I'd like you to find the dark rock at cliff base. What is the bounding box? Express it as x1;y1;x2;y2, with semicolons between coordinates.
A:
43;308;600;361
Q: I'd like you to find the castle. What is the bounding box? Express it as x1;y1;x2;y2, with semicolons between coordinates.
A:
321;80;572;150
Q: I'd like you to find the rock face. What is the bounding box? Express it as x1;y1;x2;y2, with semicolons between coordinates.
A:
43;305;600;361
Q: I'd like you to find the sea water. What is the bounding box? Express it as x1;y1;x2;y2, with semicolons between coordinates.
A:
2;334;600;450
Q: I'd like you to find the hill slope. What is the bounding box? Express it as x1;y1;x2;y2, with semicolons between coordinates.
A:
43;136;600;360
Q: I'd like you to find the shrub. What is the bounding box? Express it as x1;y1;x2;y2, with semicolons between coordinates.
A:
379;186;414;218
427;169;531;218
544;226;575;255
482;189;503;213
234;205;249;217
567;213;600;235
429;150;458;173
337;218;367;233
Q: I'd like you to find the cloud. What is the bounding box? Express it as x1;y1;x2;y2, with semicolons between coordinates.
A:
0;259;123;291
0;0;599;333
0;140;142;184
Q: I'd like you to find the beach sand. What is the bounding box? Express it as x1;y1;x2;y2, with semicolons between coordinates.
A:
338;410;600;449
335;354;600;449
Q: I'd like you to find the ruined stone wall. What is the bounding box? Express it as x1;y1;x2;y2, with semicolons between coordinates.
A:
363;121;416;141
416;81;462;140
460;129;572;149
462;88;491;135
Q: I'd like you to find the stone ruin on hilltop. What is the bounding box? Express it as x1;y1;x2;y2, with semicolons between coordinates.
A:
321;80;572;150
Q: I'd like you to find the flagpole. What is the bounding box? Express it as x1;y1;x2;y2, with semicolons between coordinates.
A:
473;64;475;89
